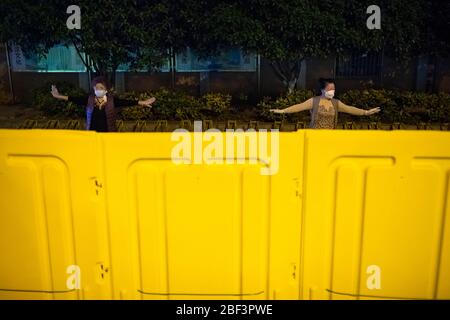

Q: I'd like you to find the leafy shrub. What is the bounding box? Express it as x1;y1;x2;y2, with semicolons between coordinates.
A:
31;82;450;124
256;89;450;124
32;81;86;118
234;93;249;105
121;90;235;120
430;93;450;123
340;89;450;124
120;88;203;120
0;89;13;105
118;91;153;120
151;88;203;120
257;89;314;121
339;89;397;123
201;93;232;114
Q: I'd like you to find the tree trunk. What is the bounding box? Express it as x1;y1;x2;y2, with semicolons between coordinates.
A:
107;71;116;91
70;38;93;74
91;63;117;91
287;79;297;94
270;59;303;94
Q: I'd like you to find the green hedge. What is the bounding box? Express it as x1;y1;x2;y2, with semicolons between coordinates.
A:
119;89;202;120
33;82;232;121
339;89;450;124
201;93;232;116
32;81;87;118
32;82;450;124
257;89;315;122
259;89;450;124
119;90;232;120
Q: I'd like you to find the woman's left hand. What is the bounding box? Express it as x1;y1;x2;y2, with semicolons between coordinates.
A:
138;97;156;108
365;107;381;115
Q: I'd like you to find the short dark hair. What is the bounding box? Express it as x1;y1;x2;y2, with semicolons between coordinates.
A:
91;76;111;90
318;78;335;90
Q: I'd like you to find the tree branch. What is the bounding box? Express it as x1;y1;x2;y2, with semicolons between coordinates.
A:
70;35;92;73
270;61;288;84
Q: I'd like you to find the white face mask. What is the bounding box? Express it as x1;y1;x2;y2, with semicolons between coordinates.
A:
322;89;335;99
94;89;107;98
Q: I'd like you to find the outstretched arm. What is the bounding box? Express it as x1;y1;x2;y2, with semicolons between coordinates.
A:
338;100;381;116
114;96;156;108
51;85;68;101
51;85;156;108
270;98;313;114
51;85;89;106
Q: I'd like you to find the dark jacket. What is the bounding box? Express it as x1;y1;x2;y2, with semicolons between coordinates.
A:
68;94;138;132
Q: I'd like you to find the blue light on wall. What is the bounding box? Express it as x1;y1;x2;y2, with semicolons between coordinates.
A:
9;44;87;72
9;44;257;73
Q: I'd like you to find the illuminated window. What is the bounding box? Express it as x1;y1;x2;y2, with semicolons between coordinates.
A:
116;60;170;72
175;47;256;72
9;44;256;73
116;50;171;72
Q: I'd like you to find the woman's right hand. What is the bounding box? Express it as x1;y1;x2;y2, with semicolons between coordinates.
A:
270;109;285;114
51;85;68;101
51;85;60;98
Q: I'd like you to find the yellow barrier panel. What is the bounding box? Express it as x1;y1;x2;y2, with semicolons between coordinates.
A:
101;132;302;300
0;129;449;300
0;130;112;299
301;130;450;300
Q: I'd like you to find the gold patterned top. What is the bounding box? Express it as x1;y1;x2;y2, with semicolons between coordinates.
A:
312;103;337;129
277;96;367;129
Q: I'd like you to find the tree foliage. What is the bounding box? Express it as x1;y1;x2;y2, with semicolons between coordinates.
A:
1;0;448;92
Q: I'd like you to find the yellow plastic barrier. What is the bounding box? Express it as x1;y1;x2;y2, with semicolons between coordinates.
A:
0;130;111;299
101;131;302;300
0;129;449;300
301;130;450;300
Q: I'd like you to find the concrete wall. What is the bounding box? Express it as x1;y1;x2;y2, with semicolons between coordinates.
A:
304;57;336;93
0;44;13;104
381;55;418;91
125;71;173;92
259;58;286;97
10;72;81;103
4;54;450;105
436;56;450;93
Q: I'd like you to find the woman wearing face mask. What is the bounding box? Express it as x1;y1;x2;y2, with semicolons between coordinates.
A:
50;76;156;132
270;78;381;129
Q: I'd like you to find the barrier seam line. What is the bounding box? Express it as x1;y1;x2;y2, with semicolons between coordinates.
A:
239;169;244;298
325;289;436;300
67;150;80;300
433;168;450;299
0;288;76;294
266;160;272;300
328;164;339;300
162;169;170;297
356;167;369;299
137;290;264;296
135;167;144;298
298;130;308;300
29;160;54;297
100;134;113;299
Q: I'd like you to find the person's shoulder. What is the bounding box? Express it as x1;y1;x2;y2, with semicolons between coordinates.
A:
332;98;342;104
305;97;316;108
